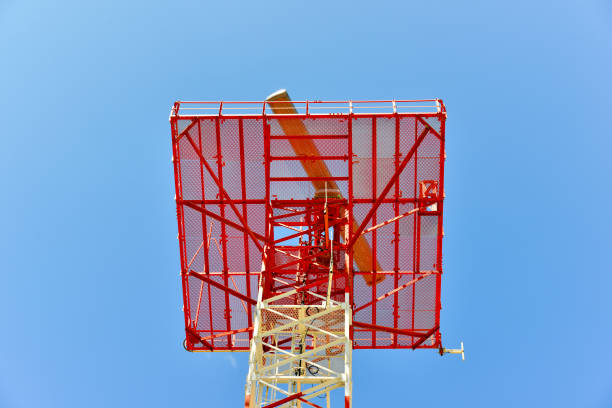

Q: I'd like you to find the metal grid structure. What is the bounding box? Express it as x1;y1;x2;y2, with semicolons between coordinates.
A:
245;287;352;408
170;96;447;357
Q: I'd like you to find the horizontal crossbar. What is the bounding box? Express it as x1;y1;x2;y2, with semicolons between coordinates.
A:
270;155;348;161
269;134;348;139
199;326;253;342
270;176;349;182
272;218;345;245
352;320;434;339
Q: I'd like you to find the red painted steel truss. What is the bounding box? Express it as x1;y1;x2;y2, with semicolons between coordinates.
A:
170;99;447;352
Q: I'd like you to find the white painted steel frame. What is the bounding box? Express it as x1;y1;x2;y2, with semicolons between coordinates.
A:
245;290;352;408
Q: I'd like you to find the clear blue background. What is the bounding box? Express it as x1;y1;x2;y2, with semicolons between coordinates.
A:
1;1;610;407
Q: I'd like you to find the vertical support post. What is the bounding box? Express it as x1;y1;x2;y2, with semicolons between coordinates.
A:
193;120;206;331
393;114;400;346
412;118;418;337
347;114;354;312
263;119;272;298
215;117;232;347
371;118;377;346
434;111;446;346
239;118;253;335
197;119;215;343
171;117;192;344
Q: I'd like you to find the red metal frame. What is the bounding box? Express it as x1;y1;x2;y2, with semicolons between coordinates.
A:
169;99;447;351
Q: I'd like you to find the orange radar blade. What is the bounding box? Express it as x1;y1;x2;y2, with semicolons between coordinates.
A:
266;89;384;285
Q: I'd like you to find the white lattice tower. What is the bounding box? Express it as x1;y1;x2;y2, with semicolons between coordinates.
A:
245;288;352;408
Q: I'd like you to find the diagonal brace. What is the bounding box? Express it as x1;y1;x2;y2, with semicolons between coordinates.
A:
180;200;266;243
352;320;436;339
410;325;440;349
268;248;330;274
353;271;435;313
175;119;198;142
257;337;346;374
362;206;428;235
261;392;304;408
184;133;264;252
416;116;442;140
189;270;257;305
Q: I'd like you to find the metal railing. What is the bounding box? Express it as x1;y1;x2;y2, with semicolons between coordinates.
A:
171;99;445;117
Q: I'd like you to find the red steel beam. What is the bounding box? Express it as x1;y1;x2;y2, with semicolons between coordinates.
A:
269;176;349;182
238;118;254;337
393;114;400;347
352;320;435;339
177;99;440;104
170;119;192;346
186;199;266;205
269;134;348;140
200;326;253;342
268;249;330;274
262;393;304;408
186;327;214;351
272;218;345;245
215;117;232;347
269;155;349;161
180;200;266;243
347;126;430;250
268;198;419;205
175;113;442;120
416;116;442;140
411;325;440;349
195;119;214;343
362;206;426;235
270;275;338;296
434;112;446;346
298;398;323;408
347;113;354;310
189;271;257;305
270;208;312;221
371;117;377;346
412;118;419;336
175;118;198;142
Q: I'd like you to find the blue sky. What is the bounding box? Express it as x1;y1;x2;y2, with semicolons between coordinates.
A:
1;1;611;407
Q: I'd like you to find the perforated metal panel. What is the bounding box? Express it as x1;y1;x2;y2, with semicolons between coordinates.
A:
170;99;446;351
